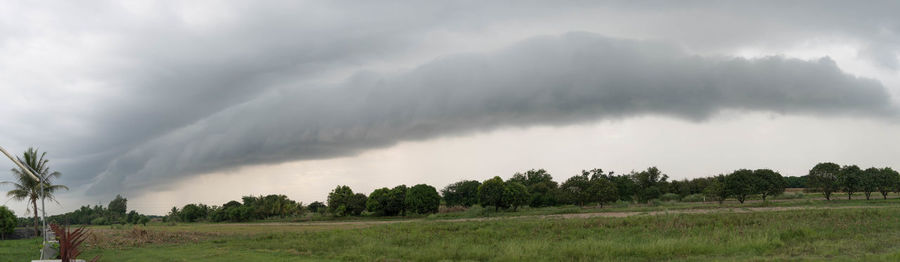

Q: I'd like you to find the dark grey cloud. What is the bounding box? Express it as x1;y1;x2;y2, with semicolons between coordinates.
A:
87;32;896;194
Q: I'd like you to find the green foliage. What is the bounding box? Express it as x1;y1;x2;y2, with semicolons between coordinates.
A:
659;193;681;202
90;217;108;225
808;162;841;200
784;176;808;188
681;193;706;202
180;204;207;222
327;185;356;216
366;187;392;216
860;167;879;200
560;173;592;206
108;194;128;216
592;178;618;207
0;206;14;239
406;184;441;214
387;185;408;216
704;175;727;204
507;169;558;207
2;147;69;235
725;169;756;204
876;167;900;199
838;165;862;200
441;180;482;207
503;182;529;211
478;177;507;211
307;201;326;213
754;169;785;201
633;167;668;202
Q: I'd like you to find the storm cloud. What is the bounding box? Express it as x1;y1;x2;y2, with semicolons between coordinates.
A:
88;32;896;194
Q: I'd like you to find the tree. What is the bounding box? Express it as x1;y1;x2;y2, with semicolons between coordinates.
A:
508;169;558;207
504;182;529;211
860;167;880;200
126;210;139;224
327;185;366;216
560;173;592;206
478;177;507;211
441;180;481;207
725;169;756;204
366;187;392;216
704;175;727;204
633;167;668;202
808;162;841;200
0;206;14;240
179;204;206;222
877;167;900;199
754;169;785;201
405;184;441;214
138;216;150;226
838;165;861;200
387;185;408;216
108;194;127;217
307;201;326;213
592;178;618;208
2;148;69;236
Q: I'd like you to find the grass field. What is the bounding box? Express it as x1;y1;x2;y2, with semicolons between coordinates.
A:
6;197;900;261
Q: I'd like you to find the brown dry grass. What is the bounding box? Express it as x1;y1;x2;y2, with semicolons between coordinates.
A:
85;226;221;249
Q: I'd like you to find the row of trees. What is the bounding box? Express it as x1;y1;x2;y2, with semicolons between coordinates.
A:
46;194;151;226
807;163;900;200
167;194;302;222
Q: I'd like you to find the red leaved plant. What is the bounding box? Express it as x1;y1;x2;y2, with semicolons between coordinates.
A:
49;223;100;262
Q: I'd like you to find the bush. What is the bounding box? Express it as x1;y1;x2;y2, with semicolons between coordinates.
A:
327;185;367;216
307;201;326;213
91;217;108;225
0;206;14;239
660;193;681;202
681;194;706;202
773;192;804;200
406;184;441;214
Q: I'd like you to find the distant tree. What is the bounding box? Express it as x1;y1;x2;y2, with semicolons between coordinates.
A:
560;172;593;206
632;167;668;202
126;210;139;224
860;167;880;200
508;169;559;207
592;178;618;208
366;187;392;216
179;204;206;222
504;182;529;211
877;168;900;199
754;169;785;201
327;185;356;216
441;180;481;207
838;165;862;200
387;185;408;216
347;193;368;216
704;175;727;204
725;169;756;204
108;194;127;217
405;184;441;214
783;176;808;188
0;206;14;239
478;177;507;211
223;200;242;209
307;201;326;213
2;148;69;236
138;216;150;226
808;162;841;200
167;206;180;222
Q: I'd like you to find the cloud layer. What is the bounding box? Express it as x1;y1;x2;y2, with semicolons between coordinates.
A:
88;32;896;194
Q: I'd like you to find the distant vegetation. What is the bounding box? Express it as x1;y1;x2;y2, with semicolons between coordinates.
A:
10;162;900;226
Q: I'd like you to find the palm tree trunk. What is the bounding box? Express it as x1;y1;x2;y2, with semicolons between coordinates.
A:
32;198;39;237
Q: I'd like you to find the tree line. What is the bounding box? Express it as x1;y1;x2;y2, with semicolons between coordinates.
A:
27;162;900;225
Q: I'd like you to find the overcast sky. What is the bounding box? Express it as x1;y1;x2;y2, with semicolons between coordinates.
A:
2;1;900;215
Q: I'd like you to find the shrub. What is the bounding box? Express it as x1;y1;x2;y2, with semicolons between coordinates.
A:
406;184;441;214
0;206;14;239
504;182;530;211
681;194;706;202
90;217;108;225
327;185;366;216
660;193;681;202
478;177;507;211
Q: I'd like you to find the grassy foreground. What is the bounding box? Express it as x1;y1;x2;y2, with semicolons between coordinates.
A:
4;207;896;261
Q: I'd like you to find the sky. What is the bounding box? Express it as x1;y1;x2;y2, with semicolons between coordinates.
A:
1;1;899;215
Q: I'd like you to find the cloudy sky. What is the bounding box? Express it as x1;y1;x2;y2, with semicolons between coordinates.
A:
2;1;899;215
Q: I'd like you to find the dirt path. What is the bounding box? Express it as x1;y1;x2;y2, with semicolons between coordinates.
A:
223;205;895;228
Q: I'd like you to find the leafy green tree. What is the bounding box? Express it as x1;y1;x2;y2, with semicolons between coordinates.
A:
0;206;14;239
784;176;808;188
560;173;593;206
860;167;880;200
808;162;841;200
508;169;558;207
138;216;150;226
704;175;727;204
632;167;668;202
725;169;756;204
108;194;127;217
179;204;206;222
2;148;69;236
838;165;862;200
441;180;481;207
366;187;392;216
877;167;900;199
307;201;326;213
592;178;618;208
327;185;366;216
754;169;785;201
126;210;139;224
504;182;529;211
478;177;507;211
405;184;441;214
387;185;408;216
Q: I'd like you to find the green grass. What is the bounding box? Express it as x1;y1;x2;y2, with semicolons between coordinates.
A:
67;207;900;261
0;237;41;262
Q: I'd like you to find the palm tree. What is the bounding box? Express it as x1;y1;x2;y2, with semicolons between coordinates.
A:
1;148;68;236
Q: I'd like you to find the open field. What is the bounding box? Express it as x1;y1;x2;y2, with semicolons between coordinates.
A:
7;197;900;261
